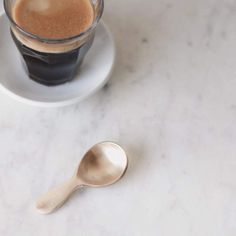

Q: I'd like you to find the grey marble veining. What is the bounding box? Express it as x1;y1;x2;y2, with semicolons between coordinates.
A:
1;0;236;235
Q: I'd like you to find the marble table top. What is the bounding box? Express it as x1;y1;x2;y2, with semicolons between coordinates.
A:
1;0;236;235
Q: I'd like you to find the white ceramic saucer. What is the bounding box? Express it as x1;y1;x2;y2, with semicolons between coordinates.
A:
0;14;115;107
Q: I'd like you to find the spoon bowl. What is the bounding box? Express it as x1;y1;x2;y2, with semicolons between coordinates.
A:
36;141;128;214
78;142;128;187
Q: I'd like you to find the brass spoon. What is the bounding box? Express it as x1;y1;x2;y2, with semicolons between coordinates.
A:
36;141;128;214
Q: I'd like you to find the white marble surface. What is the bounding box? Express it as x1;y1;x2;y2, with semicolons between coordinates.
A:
1;0;236;235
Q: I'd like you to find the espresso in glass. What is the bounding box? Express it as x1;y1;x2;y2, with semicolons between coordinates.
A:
4;0;104;86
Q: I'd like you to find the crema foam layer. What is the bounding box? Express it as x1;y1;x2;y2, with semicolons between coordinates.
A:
12;0;94;53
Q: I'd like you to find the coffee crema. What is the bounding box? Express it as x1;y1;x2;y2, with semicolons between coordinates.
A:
13;0;94;39
11;0;95;53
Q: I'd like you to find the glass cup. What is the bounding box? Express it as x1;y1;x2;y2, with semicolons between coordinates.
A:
4;0;104;86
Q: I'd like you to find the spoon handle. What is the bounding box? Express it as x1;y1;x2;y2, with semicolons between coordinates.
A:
36;176;81;214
